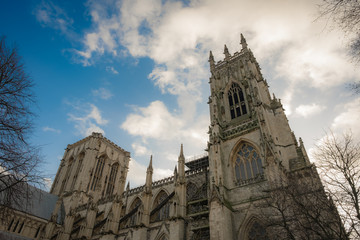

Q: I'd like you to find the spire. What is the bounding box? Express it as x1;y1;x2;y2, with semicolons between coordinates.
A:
209;50;215;71
174;165;178;184
147;155;153;171
180;144;184;159
223;44;230;60
209;50;214;62
126;182;130;192
178;144;185;183
240;33;248;50
145;155;153;193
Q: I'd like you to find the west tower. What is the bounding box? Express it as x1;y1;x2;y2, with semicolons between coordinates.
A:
207;34;311;239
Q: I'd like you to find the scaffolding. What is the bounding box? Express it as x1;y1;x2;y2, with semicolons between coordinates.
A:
185;153;209;170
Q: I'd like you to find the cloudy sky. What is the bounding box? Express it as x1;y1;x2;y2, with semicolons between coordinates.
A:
1;0;359;188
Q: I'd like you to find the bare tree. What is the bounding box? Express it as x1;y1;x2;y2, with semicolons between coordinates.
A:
314;131;360;239
0;36;43;208
318;1;360;92
263;166;347;240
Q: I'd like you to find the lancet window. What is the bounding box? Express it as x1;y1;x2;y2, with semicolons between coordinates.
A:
151;190;170;222
71;153;84;190
129;197;142;226
90;156;105;191
228;83;247;119
234;143;263;183
106;163;119;195
60;157;74;193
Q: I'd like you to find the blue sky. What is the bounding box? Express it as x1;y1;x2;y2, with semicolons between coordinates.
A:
1;0;359;188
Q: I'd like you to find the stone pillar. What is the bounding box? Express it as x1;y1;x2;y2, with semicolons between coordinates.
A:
61;208;76;240
79;200;98;238
105;195;123;233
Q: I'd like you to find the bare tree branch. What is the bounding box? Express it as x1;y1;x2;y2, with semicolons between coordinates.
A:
0;36;44;209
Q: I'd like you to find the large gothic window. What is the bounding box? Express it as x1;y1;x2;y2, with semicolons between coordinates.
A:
90;156;105;191
228;83;247;119
234;143;263;183
151;190;170;222
71;153;84;190
106;163;119;195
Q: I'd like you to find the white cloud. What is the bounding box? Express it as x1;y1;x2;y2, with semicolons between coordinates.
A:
92;87;113;100
42;126;61;134
126;157;174;187
132;142;152;157
121;101;183;140
127;158;147;186
295;103;326;118
106;66;119;74
68;104;108;137
43;178;53;191
34;2;74;38
332;98;360;138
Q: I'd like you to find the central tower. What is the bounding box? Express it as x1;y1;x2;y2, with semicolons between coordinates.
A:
207;34;310;239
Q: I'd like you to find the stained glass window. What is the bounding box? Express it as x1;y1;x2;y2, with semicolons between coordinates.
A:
234;143;263;183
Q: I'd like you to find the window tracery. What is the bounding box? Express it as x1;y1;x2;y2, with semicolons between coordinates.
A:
151;190;170;222
90;156;105;191
228;83;247;119
234;143;263;183
106;163;119;195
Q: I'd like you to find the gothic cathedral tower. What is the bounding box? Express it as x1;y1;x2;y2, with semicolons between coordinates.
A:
207;34;311;239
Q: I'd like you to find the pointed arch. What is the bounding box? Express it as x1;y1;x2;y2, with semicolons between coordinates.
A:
240;217;269;240
128;197;142;227
227;82;247;119
156;233;169;240
151;190;170;222
231;140;264;185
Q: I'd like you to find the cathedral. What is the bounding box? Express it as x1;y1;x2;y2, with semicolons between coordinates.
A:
0;35;342;240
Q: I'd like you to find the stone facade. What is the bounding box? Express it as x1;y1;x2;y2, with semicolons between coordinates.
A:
0;35;338;240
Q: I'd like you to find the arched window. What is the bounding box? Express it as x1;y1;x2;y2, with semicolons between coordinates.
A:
151;190;170;222
248;221;269;240
106;163;119;195
60;157;74;193
71;153;84;190
234;143;263;183
90;156;105;191
129;197;142;226
228;83;247;119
